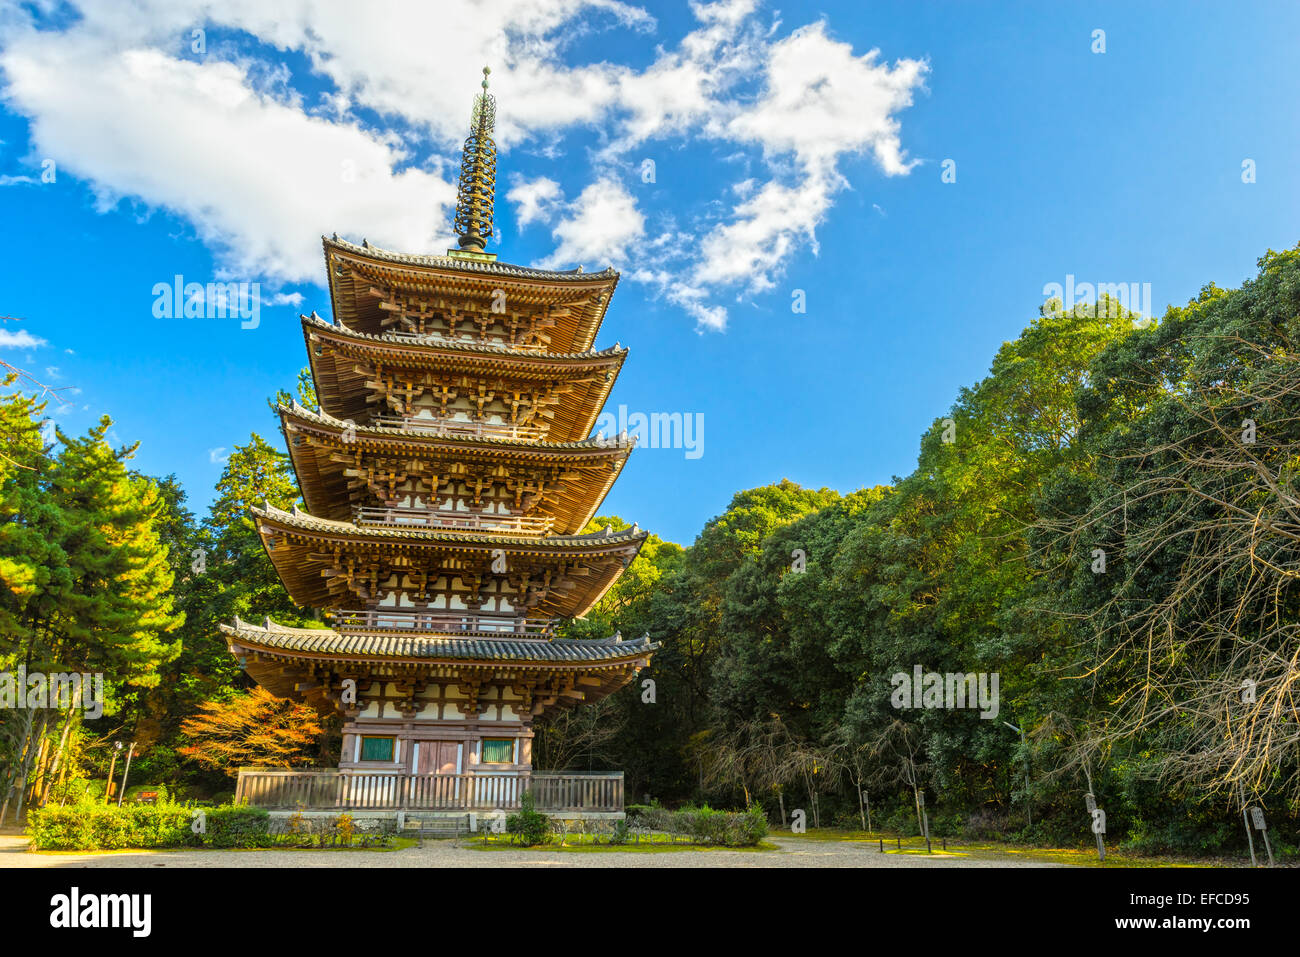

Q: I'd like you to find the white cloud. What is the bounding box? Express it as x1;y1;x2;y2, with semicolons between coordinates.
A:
726;22;926;175
0;328;46;349
0;0;926;330
693;172;833;292
628;266;727;332
506;176;562;230
208;447;229;464
2;39;454;282
690;22;927;299
538;177;645;269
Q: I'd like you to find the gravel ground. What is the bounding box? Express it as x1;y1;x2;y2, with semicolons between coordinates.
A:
0;834;1072;868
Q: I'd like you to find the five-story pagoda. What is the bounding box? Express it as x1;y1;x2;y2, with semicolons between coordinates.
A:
222;70;655;803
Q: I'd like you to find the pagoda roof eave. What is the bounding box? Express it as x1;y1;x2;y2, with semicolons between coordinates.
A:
279;401;634;454
223;618;656;708
303;315;628;441
251;502;646;550
252;503;646;616
323;234;619;284
301;311;628;364
322;235;619;354
222;617;658;665
278;403;632;533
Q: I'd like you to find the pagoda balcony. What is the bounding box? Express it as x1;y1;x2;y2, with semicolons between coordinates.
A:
330;608;555;638
386;329;547;355
234;769;625;815
372;414;547;441
354;505;554;535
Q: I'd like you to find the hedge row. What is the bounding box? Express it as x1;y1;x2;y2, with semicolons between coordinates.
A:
27;804;278;850
626;804;768;846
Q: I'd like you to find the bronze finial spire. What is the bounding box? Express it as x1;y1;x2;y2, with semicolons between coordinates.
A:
453;66;497;255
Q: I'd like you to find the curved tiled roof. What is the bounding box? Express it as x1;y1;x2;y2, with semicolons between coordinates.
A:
281;401;635;452
222;616;657;663
324;235;619;282
301;311;627;363
253;502;645;548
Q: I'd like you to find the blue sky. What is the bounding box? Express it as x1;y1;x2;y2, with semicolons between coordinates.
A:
1;0;1297;545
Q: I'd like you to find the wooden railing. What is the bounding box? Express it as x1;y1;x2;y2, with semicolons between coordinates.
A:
329;609;554;637
372;415;547;441
234;770;624;812
386;330;546;355
354;505;553;535
384;330;548;356
530;773;626;812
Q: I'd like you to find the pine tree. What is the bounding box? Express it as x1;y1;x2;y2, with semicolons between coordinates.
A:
0;380;66;644
46;419;183;689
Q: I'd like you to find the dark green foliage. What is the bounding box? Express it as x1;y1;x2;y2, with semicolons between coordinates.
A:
28;803;194;850
26;802;278;850
199;806;276;848
14;249;1300;858
534;247;1300;855
24;802;400;851
626;804;768;846
505;791;551;845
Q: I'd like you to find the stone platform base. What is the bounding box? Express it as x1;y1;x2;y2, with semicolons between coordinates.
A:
265;809;625;830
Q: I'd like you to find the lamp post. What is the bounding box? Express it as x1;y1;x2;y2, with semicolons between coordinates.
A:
105;741;123;804
117;741;136;808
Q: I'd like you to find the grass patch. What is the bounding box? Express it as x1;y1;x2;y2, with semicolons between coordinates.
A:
27;836;420;855
779;828;1216;867
466;836;778;854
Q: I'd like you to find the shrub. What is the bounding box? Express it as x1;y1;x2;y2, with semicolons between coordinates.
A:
625;803;768;846
28;803;191;850
46;778;105;806
505;791;551;846
27;801;276;850
736;804;769;845
329;813;355;848
198;806;274;848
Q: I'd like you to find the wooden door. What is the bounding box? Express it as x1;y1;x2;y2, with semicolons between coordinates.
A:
417;741;459;774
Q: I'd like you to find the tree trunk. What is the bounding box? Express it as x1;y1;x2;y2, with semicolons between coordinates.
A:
40;709;76;806
10;712;49;824
0;710;38;824
27;723;51;806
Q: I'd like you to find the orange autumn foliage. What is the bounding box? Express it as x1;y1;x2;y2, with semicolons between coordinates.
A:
179;687;323;775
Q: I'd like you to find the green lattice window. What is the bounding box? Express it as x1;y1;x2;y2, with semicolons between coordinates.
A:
360;736;394;762
481;739;514;764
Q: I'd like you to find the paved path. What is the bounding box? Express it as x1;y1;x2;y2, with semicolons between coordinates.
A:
0;834;1071;868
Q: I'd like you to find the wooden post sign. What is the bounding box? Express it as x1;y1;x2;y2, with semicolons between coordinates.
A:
1249;807;1274;867
919;791;931;853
